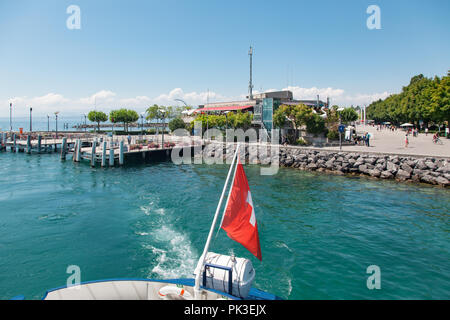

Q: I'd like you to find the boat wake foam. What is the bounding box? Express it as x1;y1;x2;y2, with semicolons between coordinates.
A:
149;225;198;279
138;203;197;280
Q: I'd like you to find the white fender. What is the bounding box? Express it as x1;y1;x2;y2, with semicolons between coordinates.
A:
158;286;193;300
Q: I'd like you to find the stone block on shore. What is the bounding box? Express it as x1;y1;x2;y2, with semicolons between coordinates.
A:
435;176;449;187
420;175;436;185
401;163;413;174
269;146;448;187
369;169;381;177
380;170;394;179
425;161;437;170
387;162;399;174
396;169;411;181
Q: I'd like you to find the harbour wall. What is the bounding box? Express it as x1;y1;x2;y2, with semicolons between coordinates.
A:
274;147;450;187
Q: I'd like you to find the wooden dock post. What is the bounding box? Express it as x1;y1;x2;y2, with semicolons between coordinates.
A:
119;140;124;165
26;135;31;154
91;140;97;167
77;140;82;162
101;141;107;167
72;140;78;162
109;147;114;166
74;139;82;162
61;137;67;160
37;135;42;153
0;133;5;151
13;134;17;152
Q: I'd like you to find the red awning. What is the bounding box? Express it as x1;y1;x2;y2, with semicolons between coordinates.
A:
194;105;253;113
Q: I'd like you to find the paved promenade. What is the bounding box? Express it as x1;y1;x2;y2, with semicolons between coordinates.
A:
322;125;450;158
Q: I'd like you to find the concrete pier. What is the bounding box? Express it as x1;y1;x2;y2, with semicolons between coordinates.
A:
1;132;201;168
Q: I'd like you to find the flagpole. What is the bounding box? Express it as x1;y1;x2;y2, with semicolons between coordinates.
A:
194;143;240;299
217;153;239;235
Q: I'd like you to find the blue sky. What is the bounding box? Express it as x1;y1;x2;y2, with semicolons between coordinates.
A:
0;0;449;117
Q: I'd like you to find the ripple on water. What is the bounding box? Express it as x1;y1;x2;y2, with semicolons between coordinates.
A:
0;154;449;300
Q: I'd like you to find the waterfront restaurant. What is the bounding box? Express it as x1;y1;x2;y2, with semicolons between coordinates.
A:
194;90;329;134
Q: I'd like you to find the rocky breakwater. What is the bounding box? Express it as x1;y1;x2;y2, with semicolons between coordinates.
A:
278;147;450;187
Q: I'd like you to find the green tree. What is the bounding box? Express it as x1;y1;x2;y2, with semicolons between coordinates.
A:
191;111;252;134
88;110;108;132
325;105;340;126
168;117;187;132
429;73;450;125
109;108;138;132
305;113;326;135
366;72;449;127
274;104;314;138
340;108;359;124
233;111;253;130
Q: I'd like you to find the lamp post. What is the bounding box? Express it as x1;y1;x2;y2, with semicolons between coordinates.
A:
29;107;33;132
84;114;87;132
140;112;145;136
9;102;12;133
47;115;50;133
158;108;166;147
55;112;59;140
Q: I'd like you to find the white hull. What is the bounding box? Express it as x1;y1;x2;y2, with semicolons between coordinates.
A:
42;278;279;300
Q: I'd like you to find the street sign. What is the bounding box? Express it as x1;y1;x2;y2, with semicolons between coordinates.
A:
338;125;346;133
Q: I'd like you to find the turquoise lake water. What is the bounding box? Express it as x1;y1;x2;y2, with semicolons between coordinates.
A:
0;151;449;300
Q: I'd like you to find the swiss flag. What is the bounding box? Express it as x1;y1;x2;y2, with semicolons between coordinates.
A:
221;159;262;261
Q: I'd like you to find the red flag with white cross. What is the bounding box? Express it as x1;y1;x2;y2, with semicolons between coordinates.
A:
221;159;262;261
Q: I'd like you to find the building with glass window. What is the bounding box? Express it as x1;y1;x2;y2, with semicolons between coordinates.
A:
195;90;328;135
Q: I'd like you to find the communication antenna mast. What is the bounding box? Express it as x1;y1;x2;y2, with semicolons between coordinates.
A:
248;46;254;100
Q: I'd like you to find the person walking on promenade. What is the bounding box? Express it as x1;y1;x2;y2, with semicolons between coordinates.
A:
425;127;429;136
365;132;370;147
405;133;409;148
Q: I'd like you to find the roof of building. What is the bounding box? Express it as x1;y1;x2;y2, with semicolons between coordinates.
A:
283;100;327;107
193;105;254;113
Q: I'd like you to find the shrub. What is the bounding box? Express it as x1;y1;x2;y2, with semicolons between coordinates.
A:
169;117;186;132
327;130;340;140
164;142;176;148
306;114;326;135
148;142;160;149
296;137;310;146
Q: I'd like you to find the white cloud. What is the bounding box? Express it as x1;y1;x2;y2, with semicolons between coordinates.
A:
1;86;391;117
341;92;390;106
79;90;117;105
284;86;345;100
282;85;390;107
32;93;69;106
119;95;152;106
153;88;229;105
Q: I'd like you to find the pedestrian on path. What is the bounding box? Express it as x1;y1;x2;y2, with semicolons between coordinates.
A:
405;133;409;148
365;132;370;147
